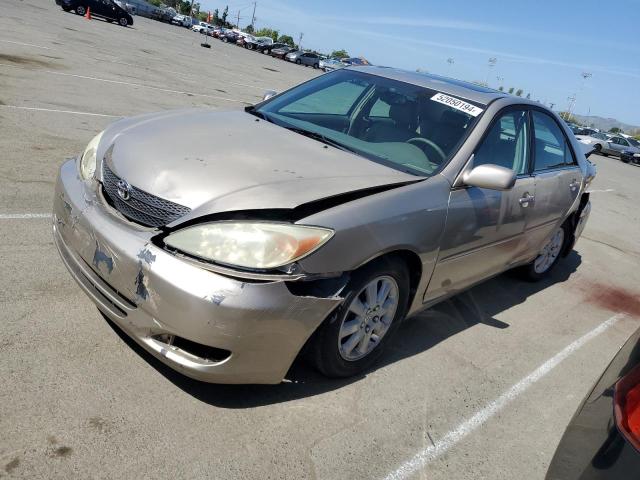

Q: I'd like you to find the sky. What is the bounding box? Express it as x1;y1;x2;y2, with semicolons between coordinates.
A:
200;0;640;127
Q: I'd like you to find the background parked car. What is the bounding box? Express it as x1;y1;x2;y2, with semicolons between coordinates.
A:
575;131;611;155
319;57;345;71
342;57;370;66
621;150;640;164
192;22;213;34
286;51;321;68
602;135;640;157
171;14;191;27
259;42;287;54
546;326;640;480
271;45;295;59
56;0;133;26
221;30;239;44
245;36;273;50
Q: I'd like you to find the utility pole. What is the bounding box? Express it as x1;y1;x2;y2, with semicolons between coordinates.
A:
447;57;454;71
298;32;303;50
250;1;256;28
236;9;240;28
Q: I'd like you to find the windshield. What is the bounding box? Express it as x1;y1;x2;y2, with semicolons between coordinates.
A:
628;137;640;148
254;69;484;176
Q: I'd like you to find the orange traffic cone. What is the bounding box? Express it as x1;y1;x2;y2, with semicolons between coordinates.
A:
85;7;91;20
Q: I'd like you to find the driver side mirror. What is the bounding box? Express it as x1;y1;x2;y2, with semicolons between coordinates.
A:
262;90;278;101
462;164;517;191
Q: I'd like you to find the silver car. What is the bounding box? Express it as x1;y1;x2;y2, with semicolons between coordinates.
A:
53;67;595;384
601;135;640;157
574;131;611;155
285;51;321;68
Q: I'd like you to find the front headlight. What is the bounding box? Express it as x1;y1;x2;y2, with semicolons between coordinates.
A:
79;130;104;180
164;222;334;270
634;153;640;158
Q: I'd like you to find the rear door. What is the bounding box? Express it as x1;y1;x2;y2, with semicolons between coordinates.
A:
525;110;582;253
426;108;535;299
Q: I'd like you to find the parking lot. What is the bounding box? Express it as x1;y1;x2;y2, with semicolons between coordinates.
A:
2;1;640;479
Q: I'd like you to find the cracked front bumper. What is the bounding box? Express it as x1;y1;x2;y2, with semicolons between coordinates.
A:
53;159;341;384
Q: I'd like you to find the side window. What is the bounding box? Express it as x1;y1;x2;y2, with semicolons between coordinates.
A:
620;138;630;147
369;98;390;117
279;81;366;115
473;110;529;175
532;111;574;171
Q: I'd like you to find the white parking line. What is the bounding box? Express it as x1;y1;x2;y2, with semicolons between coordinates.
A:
0;213;52;219
0;63;251;103
0;105;119;117
383;312;626;480
586;188;615;193
0;39;51;50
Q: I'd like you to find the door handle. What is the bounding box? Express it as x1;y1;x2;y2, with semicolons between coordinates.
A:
519;193;535;207
569;179;580;191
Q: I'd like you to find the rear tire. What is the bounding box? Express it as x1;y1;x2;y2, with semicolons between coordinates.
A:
518;224;568;281
313;63;319;69
310;257;410;378
295;59;301;65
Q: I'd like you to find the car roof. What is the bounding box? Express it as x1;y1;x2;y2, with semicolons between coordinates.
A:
350;66;509;105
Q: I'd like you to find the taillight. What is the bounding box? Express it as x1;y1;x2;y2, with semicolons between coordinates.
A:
614;364;640;452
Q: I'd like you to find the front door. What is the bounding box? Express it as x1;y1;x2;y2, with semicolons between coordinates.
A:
426;108;534;301
524;110;583;254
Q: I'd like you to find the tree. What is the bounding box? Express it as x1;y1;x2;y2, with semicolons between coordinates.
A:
526;93;531;99
221;5;228;25
515;89;523;97
245;24;254;33
212;8;219;24
255;28;279;41
609;127;622;134
278;35;295;47
148;0;162;6
498;86;504;91
330;49;349;59
508;87;514;94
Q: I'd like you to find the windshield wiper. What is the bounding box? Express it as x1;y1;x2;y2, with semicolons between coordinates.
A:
282;126;358;154
245;106;274;123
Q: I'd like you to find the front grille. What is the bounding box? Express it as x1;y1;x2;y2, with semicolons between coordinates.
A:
102;164;191;227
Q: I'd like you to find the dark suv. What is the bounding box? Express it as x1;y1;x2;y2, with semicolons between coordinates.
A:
55;0;133;26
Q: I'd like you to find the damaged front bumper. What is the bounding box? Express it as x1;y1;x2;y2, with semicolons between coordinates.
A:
53;159;342;384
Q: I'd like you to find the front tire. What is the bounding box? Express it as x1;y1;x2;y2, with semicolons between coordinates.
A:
118;17;128;26
519;224;567;281
310;257;410;378
295;59;301;65
75;5;86;15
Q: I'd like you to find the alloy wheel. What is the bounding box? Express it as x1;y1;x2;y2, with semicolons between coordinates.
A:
534;228;565;274
338;275;399;361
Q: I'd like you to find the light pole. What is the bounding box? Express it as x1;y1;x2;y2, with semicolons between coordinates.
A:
298;32;304;50
485;57;497;86
566;72;592;120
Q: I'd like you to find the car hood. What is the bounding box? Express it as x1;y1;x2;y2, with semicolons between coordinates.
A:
98;109;417;225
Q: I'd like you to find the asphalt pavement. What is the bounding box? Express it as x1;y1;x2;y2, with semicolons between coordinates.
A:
1;2;639;479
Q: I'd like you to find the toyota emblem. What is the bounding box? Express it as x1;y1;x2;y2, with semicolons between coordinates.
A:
116;179;132;201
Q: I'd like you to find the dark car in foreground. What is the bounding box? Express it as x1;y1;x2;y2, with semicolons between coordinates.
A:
547;326;640;479
53;67;595;384
55;0;133;25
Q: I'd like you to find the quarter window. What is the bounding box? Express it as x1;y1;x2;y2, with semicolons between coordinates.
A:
532;111;575;170
473;110;529;175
